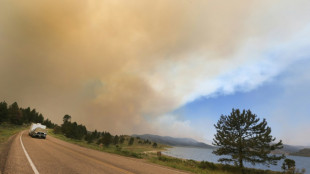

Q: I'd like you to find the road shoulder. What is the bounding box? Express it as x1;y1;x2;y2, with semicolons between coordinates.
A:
0;133;18;173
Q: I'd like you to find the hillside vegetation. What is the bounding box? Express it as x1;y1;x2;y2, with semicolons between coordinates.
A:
0;101;55;128
133;134;214;148
49;129;285;174
0;122;28;171
291;148;310;157
1;102;304;174
149;155;283;174
0;123;28;151
49;129;168;158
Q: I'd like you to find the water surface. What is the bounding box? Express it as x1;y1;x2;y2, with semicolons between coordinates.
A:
163;146;310;173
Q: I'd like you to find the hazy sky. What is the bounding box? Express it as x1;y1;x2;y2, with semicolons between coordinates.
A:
1;0;309;145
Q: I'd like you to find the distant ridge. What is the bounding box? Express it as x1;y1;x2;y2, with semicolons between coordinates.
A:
290;148;310;157
132;134;215;149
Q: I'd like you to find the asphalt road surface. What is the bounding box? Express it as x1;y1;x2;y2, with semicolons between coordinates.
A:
2;131;188;174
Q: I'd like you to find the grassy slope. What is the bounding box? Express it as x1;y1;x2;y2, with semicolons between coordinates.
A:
48;130;282;174
48;130;168;158
148;155;282;174
0;123;28;152
0;126;284;174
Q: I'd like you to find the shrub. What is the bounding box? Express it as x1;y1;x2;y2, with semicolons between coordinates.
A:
199;161;217;170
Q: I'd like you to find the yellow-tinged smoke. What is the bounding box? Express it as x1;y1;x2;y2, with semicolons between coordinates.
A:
0;0;308;136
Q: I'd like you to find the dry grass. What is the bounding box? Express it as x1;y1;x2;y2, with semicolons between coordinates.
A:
49;129;282;174
48;129;167;158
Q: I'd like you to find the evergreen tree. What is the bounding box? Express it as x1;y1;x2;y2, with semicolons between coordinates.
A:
213;109;284;173
8;102;23;125
119;136;125;144
61;120;87;140
144;139;151;144
92;130;99;139
282;159;296;173
37;114;44;123
102;132;112;147
0;101;8;123
30;109;38;122
0;101;58;127
70;122;79;139
113;135;119;145
43;118;54;128
61;115;71;136
21;107;31;123
85;133;94;144
76;124;87;139
53;125;62;134
128;137;134;146
63;114;71;122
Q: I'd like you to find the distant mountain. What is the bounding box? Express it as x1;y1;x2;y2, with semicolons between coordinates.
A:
132;134;215;149
282;144;305;153
290;148;310;157
272;144;309;156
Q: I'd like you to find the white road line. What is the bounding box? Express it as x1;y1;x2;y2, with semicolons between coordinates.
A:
20;132;40;174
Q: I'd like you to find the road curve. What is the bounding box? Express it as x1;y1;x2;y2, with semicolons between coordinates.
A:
3;131;188;174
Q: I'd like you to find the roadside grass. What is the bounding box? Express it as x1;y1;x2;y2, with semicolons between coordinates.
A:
48;129;167;159
148;155;282;174
0;123;28;151
48;129;282;174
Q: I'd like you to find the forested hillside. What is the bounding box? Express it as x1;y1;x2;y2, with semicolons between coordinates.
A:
0;101;55;128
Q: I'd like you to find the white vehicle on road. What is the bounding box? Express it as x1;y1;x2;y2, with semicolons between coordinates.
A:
29;123;47;139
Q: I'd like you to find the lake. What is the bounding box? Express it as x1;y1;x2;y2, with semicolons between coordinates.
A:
163;147;310;173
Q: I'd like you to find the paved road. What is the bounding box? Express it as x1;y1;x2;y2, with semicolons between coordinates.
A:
2;131;188;174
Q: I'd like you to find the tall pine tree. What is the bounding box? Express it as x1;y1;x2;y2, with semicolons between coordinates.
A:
0;101;8;123
8;102;23;125
213;109;284;173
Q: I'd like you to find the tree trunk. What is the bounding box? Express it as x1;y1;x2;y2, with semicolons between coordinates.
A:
241;168;245;174
238;135;244;174
239;155;244;174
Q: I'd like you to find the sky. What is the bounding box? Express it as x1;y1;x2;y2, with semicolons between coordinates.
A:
0;0;309;146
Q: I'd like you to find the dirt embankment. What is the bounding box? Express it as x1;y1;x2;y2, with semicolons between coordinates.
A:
0;133;18;174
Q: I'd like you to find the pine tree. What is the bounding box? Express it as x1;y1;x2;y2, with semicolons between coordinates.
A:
102;132;112;147
63;114;71;122
119;136;125;144
0;101;8;123
8;102;23;125
113;135;119;145
282;158;296;172
22;107;31;123
128;137;134;146
213;109;284;173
